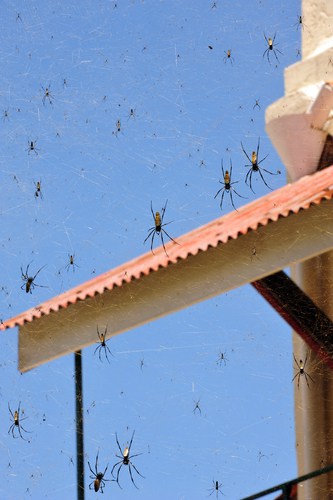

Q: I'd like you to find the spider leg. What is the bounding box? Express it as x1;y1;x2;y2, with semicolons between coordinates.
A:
128;430;135;451
258;168;273;190
228;190;238;211
214;186;224;200
150;230;157;254
33;264;46;281
257;153;269;165
17;425;29;441
272;49;280;63
245;169;255;193
144;228;155;244
161;228;179;246
256;137;260;158
241;142;252;163
88;461;95;477
150;201;154;219
115;434;124;456
104;345;113;363
160;200;168;224
260;167;278;176
130;461;145;478
116;464;124;488
160;230;168;257
232;187;247;199
219;189;226;210
98;345;103;362
275;47;283;56
305;372;315;387
128;464;139;489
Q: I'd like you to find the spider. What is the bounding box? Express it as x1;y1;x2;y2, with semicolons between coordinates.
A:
21;263;46;294
193;399;201;415
88;451;111;493
253;99;261;110
111;430;145;489
41;84;53;105
241;137;278;193
94;326;113;363
263;33;283;64
223;49;234;64
208;480;225;498
8;402;31;441
65;253;79;272
216;350;228;367
34;180;43;199
27;139;39;155
144;200;179;256
214;159;246;211
294;15;306;31
292;354;314;389
128;108;136;119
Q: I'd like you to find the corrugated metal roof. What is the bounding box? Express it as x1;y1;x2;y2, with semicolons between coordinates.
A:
1;165;333;331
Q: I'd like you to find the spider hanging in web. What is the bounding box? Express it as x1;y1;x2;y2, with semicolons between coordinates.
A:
88;450;112;493
34;180;43;199
27;139;39;156
65;253;79;273
263;33;283;64
8;402;31;441
223;49;234;64
241;137;279;193
41;84;53;105
216;350;228;367
144;200;179;256
292;354;314;389
111;430;145;489
94;326;114;363
214;159;246;211
20;263;46;294
208;479;225;498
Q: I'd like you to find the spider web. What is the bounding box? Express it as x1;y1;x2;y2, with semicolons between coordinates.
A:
0;1;306;498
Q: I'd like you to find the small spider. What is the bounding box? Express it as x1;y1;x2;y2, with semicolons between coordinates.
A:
193;399;201;415
214;159;246;211
216;350;228;367
8;402;31;441
241;137;278;193
223;49;234;64
116;119;121;132
2;109;9;121
20;263;46;294
88;451;111;493
292;354;314;389
27;139;39;156
294;15;306;31
128;108;136;119
111;430;145;489
253;99;261;110
144;200;179;256
34;180;43;199
65;253;79;272
263;33;283;64
41;84;53;105
208;479;225;498
94;326;113;363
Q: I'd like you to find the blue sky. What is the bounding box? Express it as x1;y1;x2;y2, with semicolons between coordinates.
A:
0;1;302;498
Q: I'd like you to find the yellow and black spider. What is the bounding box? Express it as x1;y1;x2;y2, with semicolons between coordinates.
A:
94;326;114;363
8;402;31;441
263;33;283;64
111;430;145;489
292;354;314;389
223;49;234;64
214;159;246;211
34;180;42;199
241;137;278;193
144;200;178;256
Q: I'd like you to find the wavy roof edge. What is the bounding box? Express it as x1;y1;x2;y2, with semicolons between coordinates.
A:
2;166;333;330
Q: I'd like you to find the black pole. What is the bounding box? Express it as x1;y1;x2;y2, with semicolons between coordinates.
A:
75;350;85;500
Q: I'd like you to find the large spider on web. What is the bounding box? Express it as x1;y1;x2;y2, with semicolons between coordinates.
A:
111;430;145;489
241;137;279;193
144;200;179;256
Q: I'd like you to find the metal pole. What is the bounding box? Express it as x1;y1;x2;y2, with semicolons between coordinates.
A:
75;350;85;500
